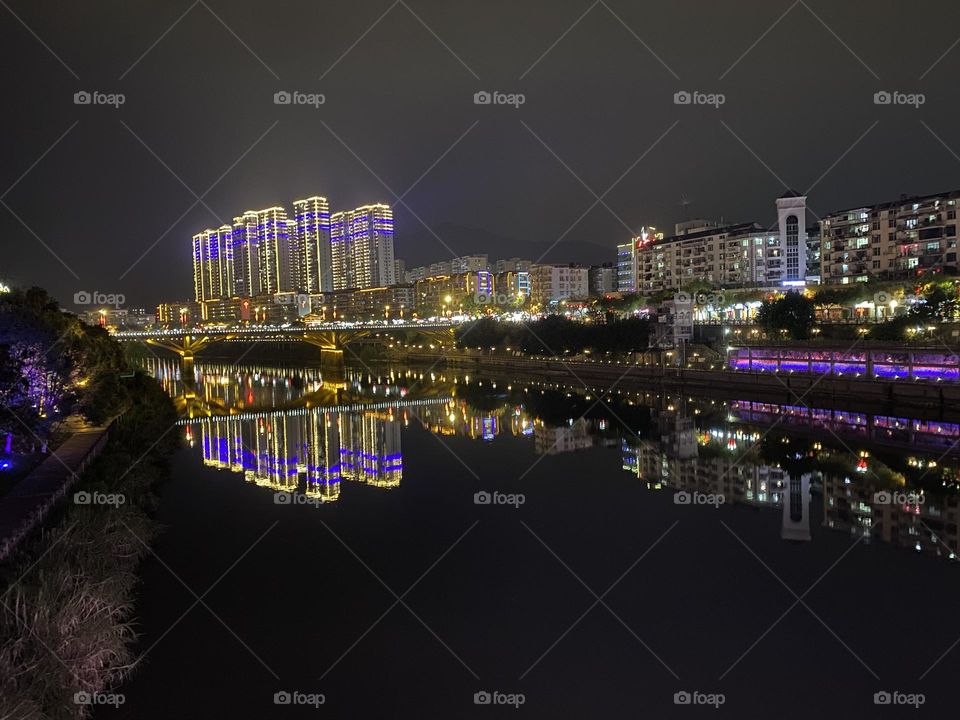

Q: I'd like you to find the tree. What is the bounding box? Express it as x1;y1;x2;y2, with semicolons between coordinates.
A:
911;283;957;321
756;293;816;340
0;287;133;447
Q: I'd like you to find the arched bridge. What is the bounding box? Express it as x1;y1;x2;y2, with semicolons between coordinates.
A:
112;322;458;361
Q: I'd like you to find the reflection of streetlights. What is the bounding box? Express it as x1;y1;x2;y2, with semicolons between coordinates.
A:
384;304;391;320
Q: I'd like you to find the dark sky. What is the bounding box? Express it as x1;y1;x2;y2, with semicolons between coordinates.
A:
2;0;959;308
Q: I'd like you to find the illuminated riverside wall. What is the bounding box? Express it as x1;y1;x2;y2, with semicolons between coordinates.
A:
728;346;960;382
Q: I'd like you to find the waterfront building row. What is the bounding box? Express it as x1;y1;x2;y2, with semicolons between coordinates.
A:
192;198;395;302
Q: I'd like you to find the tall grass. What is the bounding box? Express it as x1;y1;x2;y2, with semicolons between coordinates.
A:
0;374;177;719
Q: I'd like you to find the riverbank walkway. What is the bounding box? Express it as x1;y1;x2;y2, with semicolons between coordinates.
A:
0;417;111;563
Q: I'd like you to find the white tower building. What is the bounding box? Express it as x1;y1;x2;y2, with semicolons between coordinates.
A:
776;192;808;283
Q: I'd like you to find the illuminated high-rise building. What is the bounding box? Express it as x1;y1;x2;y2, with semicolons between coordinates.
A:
616;227;662;293
293;196;332;293
330;204;395;290
192;225;234;302
254;207;293;295
231;210;261;298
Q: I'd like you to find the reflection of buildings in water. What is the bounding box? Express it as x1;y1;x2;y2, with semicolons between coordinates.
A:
413;401;537;442
467;413;498;442
728;398;960;557
627;403;959;558
823;474;960;560
534;417;593;455
624;406;788;504
146;358;330;413
657;411;697;460
782;473;812;542
142;358;428;417
339;410;402;488
194;407;404;501
729;400;960;456
510;408;535;438
621;434;787;505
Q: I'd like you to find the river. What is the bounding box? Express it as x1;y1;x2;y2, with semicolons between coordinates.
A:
100;357;960;718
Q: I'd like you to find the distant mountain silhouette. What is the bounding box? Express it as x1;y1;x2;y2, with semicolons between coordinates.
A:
398;222;613;268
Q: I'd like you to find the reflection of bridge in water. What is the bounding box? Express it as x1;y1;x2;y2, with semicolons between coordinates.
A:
146;358;456;419
143;359;455;504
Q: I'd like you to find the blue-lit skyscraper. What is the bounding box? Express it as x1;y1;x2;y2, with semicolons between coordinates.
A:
192;225;234;301
293;196;332;293
254;206;293;295
231;210;261;298
331;204;395;290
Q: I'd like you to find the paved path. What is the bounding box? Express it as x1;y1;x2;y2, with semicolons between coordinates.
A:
0;419;111;563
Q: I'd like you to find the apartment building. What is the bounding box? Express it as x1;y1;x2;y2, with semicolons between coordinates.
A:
316;284;415;322
530;264;589;305
588;263;616;296
819;190;960;284
636;195;808;292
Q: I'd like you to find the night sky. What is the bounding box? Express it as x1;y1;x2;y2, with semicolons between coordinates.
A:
2;0;959;308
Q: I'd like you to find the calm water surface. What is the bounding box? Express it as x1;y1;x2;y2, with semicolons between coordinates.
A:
102;358;960;718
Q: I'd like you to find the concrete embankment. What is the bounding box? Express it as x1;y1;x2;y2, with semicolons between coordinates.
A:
406;352;960;417
0;419;111;562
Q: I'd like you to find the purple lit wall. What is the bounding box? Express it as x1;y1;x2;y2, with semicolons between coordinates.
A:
728;347;960;382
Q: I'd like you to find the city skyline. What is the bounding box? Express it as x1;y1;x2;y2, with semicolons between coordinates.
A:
23;172;960;313
5;3;960;716
191;195;395;302
4;1;960;309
